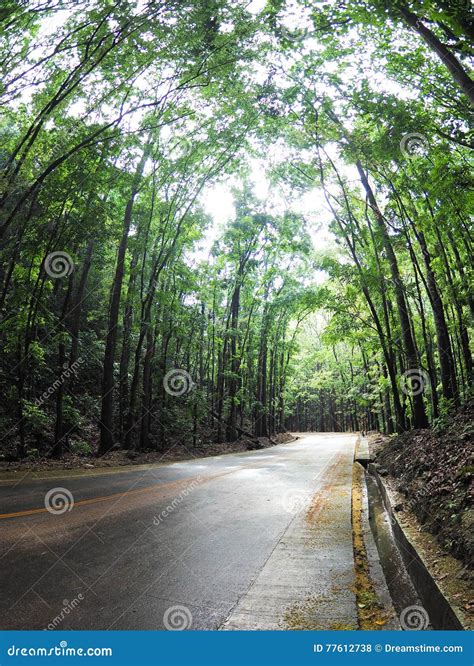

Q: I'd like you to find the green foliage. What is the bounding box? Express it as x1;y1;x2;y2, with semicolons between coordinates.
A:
0;0;471;457
22;402;50;439
70;440;93;456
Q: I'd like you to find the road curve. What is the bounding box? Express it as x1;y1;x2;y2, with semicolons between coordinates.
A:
0;433;357;630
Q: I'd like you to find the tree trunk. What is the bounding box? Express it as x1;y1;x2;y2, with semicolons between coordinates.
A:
99;146;149;455
414;228;458;405
356;161;428;428
226;282;240;441
399;5;474;105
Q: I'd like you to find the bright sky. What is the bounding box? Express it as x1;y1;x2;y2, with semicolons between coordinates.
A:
16;0;415;272
199;0;337;258
200;160;335;259
199;0;412;261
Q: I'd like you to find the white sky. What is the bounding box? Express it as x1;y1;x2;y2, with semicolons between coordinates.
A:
200;160;335;258
11;0;418;276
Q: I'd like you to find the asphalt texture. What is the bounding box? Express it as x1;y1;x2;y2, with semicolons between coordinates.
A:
0;433;357;630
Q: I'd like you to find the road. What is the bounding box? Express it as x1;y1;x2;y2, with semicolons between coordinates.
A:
0;433;357;630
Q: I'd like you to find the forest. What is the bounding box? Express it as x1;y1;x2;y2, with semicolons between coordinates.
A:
0;0;472;462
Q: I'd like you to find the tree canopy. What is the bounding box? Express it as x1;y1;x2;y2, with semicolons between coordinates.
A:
0;0;472;459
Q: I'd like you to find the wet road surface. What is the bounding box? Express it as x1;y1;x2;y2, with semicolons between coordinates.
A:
0;433;357;630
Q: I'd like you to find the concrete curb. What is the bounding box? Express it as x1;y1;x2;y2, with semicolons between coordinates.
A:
368;463;464;631
354;437;372;467
356;462;399;630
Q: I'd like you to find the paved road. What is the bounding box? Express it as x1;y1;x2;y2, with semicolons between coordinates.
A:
0;433;357;630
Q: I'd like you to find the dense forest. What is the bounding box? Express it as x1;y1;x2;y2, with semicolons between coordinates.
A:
0;0;472;460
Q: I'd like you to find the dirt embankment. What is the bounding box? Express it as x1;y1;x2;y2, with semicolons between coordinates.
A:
0;432;295;476
374;400;473;569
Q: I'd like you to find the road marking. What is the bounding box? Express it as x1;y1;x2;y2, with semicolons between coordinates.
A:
0;469;235;520
0;435;352;521
0;435;306;484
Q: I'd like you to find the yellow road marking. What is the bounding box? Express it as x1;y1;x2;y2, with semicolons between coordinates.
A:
0;472;219;520
0;436;345;521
